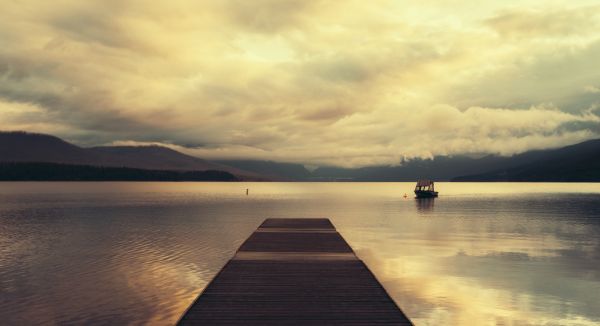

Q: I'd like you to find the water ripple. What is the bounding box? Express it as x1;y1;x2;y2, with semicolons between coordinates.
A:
0;182;599;325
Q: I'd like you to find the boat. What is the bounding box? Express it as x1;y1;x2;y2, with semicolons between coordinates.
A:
414;180;438;198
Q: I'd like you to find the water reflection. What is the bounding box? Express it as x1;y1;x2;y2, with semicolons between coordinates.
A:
415;198;435;213
0;182;599;325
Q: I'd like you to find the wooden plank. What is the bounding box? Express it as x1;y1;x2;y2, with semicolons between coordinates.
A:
258;218;335;229
178;218;412;325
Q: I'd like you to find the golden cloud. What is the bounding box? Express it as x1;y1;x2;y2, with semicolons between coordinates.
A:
1;1;600;166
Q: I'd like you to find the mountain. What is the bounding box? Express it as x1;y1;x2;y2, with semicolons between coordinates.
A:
2;131;599;181
453;139;600;181
88;146;234;172
215;160;312;181
0;162;238;181
0;131;95;164
0;132;259;179
311;155;539;181
312;140;600;181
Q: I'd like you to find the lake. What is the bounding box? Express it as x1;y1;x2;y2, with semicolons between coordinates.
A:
1;182;599;325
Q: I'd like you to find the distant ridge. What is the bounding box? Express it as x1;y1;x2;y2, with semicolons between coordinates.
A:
311;140;600;182
215;160;312;181
452;139;600;182
2;131;599;181
0;162;238;181
0;131;93;164
310;154;544;181
0;131;260;180
88;145;232;172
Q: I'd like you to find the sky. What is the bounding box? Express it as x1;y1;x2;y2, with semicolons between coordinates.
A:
1;0;600;167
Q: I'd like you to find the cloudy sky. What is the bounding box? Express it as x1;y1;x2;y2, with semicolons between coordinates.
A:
1;0;600;167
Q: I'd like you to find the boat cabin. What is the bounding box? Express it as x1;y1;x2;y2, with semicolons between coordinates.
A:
414;180;438;198
415;180;435;192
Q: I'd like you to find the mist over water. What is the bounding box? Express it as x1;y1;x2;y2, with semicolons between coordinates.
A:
1;182;599;325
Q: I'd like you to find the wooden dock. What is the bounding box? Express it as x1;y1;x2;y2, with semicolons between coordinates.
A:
178;218;412;325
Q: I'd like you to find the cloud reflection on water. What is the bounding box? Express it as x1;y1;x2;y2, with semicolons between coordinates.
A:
0;182;599;325
344;189;600;325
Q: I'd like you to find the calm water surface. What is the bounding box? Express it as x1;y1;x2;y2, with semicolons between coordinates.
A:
1;182;599;325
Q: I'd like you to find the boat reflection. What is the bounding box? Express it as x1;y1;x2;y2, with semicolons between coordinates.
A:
415;197;435;212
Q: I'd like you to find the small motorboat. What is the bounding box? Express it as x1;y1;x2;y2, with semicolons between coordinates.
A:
414;180;438;198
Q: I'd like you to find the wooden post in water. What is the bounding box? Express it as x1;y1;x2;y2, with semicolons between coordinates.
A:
178;218;413;325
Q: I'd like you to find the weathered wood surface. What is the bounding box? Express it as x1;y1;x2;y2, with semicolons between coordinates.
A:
178;218;412;325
